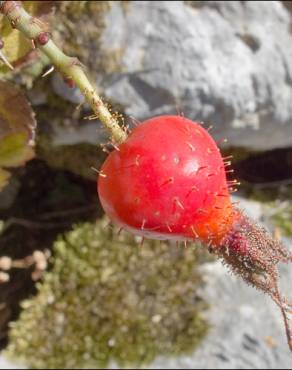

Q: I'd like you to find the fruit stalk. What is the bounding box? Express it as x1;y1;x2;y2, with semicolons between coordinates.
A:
0;0;127;144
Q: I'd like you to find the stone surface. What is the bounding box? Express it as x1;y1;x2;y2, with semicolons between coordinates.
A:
94;0;292;151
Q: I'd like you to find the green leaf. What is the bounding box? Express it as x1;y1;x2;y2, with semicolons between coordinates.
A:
0;80;36;191
0;133;34;168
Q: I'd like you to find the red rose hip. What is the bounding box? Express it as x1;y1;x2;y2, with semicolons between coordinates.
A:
98;115;235;243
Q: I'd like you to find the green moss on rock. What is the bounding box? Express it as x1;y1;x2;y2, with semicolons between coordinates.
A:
6;219;208;369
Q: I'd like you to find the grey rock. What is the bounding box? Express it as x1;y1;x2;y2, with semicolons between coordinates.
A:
98;1;292;151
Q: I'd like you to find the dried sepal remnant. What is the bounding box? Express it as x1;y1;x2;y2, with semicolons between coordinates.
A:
215;210;292;350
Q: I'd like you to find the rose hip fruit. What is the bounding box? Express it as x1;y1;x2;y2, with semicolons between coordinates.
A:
98;115;235;244
98;114;292;352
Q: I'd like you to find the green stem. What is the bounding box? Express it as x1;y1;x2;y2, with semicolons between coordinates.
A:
0;0;127;144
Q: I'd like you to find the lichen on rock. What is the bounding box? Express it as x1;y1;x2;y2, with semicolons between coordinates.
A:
5;219;208;369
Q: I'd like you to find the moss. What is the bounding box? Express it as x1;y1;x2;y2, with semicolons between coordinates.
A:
6;220;208;369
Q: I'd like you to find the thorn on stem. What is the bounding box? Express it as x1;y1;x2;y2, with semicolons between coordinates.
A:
42;65;54;78
83;114;98;121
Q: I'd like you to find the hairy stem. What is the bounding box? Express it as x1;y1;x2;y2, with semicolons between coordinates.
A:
0;0;127;144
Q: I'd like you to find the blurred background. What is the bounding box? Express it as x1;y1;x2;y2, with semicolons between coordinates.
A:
0;1;292;368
